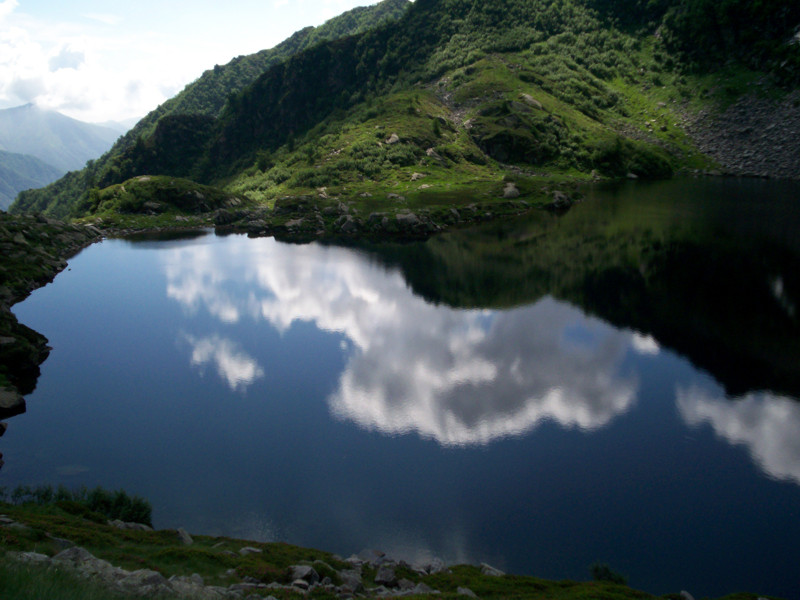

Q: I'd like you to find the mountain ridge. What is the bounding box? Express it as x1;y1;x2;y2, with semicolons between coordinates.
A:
9;0;411;217
0;150;63;210
10;0;800;219
0;104;119;174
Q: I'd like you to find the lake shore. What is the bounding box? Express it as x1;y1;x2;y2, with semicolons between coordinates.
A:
1;501;777;600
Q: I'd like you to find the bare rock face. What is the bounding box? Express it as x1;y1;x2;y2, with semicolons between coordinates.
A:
684;90;800;179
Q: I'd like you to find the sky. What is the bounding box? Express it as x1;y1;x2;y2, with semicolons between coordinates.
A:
0;0;382;124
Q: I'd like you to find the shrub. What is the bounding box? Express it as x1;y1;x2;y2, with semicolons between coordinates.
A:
590;562;628;585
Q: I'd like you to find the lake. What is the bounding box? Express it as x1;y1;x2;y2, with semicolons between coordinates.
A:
5;178;800;598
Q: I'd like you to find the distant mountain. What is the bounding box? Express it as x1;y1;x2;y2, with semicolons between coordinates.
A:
0;104;120;173
0;150;63;210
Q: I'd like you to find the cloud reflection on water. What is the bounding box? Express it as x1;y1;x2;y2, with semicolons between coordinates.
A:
183;333;264;392
677;386;800;485
163;237;641;445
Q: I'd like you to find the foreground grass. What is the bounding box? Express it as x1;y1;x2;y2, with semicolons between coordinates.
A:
0;557;153;600
0;502;786;600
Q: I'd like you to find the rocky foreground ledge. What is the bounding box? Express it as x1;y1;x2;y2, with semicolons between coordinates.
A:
1;509;779;600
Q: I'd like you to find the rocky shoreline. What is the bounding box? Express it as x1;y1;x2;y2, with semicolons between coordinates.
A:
7;540;480;600
0;212;102;442
683;90;800;179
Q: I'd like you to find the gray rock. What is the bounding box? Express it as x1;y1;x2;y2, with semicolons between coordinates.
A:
358;548;387;566
109;519;153;531
374;565;397;588
292;579;310;590
53;546;97;565
229;582;261;592
397;578;416;591
411;172;426;181
396;212;420;228
480;562;505;577
290;564;320;584
680;592;695;600
626;172;639;179
177;527;194;545
8;551;51;564
238;546;262;556
520;93;544;110
340;215;359;234
387;193;406;201
386;133;400;145
458;587;478;598
339;568;363;592
119;569;170;593
503;182;520;199
413;582;435;594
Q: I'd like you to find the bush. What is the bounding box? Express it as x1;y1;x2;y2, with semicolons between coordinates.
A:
6;484;152;527
590;562;628;585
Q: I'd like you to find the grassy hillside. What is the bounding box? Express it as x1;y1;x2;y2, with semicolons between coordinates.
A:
10;0;800;220
10;0;410;218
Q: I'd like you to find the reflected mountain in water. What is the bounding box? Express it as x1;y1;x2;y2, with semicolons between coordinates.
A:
364;178;800;398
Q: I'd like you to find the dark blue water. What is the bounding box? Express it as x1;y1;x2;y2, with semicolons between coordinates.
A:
5;179;800;599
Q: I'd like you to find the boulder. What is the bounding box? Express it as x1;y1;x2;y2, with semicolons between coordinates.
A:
357;548;387;566
292;579;310;591
119;569;171;594
386;133;400;144
544;190;573;212
502;182;520;199
480;562;505;577
458;587;478;598
290;564;320;585
9;551;50;564
520;94;544;110
339;569;364;593
426;147;444;163
396;212;420;228
374;565;397;588
177;527;193;545
238;546;262;556
411;172;426;181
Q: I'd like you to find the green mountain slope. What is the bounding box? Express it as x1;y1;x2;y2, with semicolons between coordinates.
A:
10;0;410;218
12;0;800;219
0;150;63;210
0;104;119;173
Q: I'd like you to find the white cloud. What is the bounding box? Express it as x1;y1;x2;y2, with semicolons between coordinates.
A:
0;6;206;122
163;236;640;446
0;0;17;21
48;47;85;71
677;386;800;485
84;13;121;26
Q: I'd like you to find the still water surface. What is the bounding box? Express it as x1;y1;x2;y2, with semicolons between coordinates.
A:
6;178;800;598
